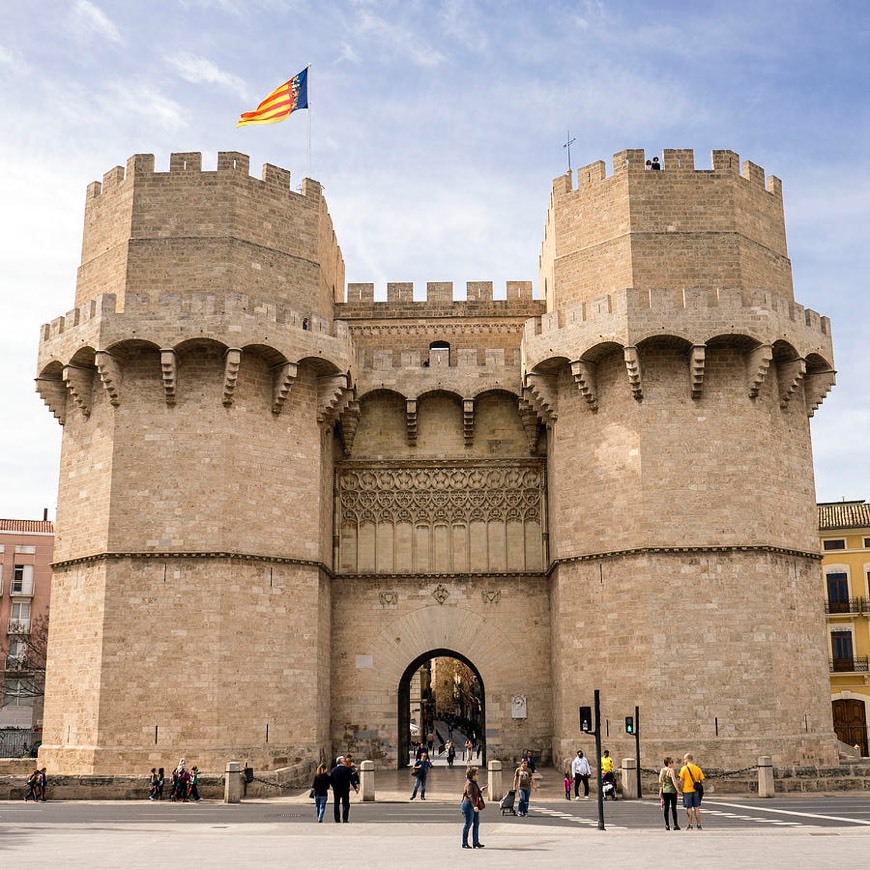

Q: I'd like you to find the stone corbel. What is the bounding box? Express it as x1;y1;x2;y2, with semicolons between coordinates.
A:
569;358;598;411
690;345;706;400
523;372;558;425
160;349;177;406
338;400;361;456
222;348;242;407
746;344;773;399
406;399;418;446
778;357;806;408
62;364;93;418
271;361;298;414
463;398;475;446
517;398;541;455
804;368;836;417
95;350;122;407
35;377;67;425
623;346;643;401
316;373;352;425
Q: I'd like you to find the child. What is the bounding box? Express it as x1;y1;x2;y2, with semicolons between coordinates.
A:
564;772;572;800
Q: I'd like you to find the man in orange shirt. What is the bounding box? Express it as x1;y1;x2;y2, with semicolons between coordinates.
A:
678;753;705;830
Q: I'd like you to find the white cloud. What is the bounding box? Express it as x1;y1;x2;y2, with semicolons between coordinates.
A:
165;52;248;99
69;0;123;44
353;8;446;67
0;44;18;66
335;43;361;65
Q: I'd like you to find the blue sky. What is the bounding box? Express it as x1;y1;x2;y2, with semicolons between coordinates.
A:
0;0;867;518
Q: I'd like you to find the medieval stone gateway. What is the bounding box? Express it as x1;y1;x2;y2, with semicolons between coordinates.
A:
35;148;838;775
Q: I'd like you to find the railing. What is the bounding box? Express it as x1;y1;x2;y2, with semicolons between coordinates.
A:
6;619;30;634
4;655;27;671
830;656;870;673
825;597;866;615
10;580;34;597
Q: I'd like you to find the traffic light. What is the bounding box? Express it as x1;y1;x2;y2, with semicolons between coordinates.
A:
625;716;634;734
579;706;593;732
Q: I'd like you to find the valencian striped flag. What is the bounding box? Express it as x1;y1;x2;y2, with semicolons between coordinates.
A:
236;68;309;127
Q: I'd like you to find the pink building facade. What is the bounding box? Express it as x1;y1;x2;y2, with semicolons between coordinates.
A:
0;518;54;737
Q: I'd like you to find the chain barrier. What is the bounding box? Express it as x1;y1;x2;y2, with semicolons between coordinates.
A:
640;766;759;779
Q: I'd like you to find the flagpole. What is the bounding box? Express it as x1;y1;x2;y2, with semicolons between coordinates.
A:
307;64;313;180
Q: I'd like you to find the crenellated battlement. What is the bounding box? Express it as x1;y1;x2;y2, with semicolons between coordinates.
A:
40;291;349;345
528;286;832;341
85;151;322;201
553;148;782;197
342;280;539;310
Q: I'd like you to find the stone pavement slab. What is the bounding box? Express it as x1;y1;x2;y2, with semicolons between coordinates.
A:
2;820;870;869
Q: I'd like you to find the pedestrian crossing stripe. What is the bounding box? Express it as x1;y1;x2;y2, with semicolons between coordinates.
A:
533;806;626;829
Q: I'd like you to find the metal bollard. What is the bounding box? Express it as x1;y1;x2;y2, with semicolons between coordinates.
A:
224;761;242;803
758;755;775;798
360;759;375;801
487;759;503;802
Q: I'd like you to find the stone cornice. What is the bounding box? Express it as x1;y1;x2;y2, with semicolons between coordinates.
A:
52;551;330;573
547;543;821;574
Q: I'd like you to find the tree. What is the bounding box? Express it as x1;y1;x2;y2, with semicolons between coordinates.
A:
1;609;49;705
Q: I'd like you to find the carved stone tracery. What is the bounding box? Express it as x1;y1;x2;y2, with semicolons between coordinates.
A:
338;461;544;526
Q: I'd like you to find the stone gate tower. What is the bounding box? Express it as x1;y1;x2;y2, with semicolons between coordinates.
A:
36;148;838;776
531;149;837;765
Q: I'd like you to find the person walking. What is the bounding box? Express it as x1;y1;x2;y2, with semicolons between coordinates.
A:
600;749;617;799
678;753;705;830
311;763;331;823
148;768;160;801
460;767;486;849
188;766;201;802
571;750;592;799
37;767;47;801
512;758;535;817
658;757;682;830
24;769;39;801
446;740;456;767
410;750;432;800
156;767;165;800
330;755;359;823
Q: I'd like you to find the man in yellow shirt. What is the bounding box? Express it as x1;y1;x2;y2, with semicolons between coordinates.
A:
600;750;617;800
678;753;705;830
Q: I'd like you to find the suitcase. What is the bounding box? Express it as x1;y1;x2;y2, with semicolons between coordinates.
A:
500;789;517;815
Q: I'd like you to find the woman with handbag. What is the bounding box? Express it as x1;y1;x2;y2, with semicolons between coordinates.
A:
658;757;681;830
311;763;331;823
460;767;486;849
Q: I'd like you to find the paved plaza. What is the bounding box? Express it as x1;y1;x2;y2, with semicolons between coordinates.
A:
4;766;870;870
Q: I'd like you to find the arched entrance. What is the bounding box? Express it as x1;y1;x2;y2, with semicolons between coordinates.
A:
833;698;868;756
397;649;485;769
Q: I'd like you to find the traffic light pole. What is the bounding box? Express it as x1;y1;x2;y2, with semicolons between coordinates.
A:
594;689;605;831
635;704;641;798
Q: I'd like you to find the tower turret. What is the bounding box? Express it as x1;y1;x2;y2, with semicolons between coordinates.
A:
528;149;838;766
36;153;351;773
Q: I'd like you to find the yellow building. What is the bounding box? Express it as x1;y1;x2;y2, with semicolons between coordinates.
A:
820;501;870;756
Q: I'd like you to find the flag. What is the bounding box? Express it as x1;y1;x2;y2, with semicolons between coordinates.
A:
236;68;308;128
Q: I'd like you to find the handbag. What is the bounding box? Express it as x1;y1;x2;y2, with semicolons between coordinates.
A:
308;788;315;798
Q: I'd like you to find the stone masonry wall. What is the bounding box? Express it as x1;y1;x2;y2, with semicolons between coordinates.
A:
331;574;552;767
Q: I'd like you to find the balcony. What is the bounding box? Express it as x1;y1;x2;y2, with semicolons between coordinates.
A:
10;578;34;597
4;655;27;671
825;597;867;616
830;656;870;673
7;619;31;634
